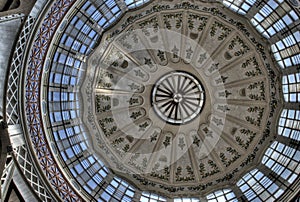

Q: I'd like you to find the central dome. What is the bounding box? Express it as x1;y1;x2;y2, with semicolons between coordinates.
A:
79;1;280;198
152;71;205;124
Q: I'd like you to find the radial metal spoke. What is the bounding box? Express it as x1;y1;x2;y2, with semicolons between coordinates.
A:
180;102;191;117
186;90;205;95
157;87;172;96
184;84;198;94
171;74;177;92
185;95;200;100
182;101;195;113
175;103;179;120
155;94;172;98
177;75;181;93
184;99;200;107
155;97;172;103
165;78;175;92
168;104;176;119
182;80;194;92
161;100;173;108
180;76;188;91
161;83;173;94
164;101;174;113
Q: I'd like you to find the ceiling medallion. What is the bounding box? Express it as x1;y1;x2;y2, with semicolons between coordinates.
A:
152;71;205;124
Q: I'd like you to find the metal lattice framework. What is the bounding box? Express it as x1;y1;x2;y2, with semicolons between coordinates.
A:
1;155;14;200
4;15;55;201
6;16;33;125
24;0;82;201
13;146;53;201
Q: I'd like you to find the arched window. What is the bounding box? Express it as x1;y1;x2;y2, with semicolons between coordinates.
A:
278;109;300;141
125;0;150;9
101;177;135;201
140;192;167;202
70;155;108;195
223;0;256;15
272;31;300;68
174;198;200;202
206;189;237;202
262;141;300;184
237;169;284;201
282;72;300;102
81;0;122;29
251;0;299;38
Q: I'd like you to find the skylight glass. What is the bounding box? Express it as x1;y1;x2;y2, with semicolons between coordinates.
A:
223;0;256;15
140;192;167;202
125;0;150;9
282;73;300;102
278;109;300;141
251;0;299;38
206;189;238;202
237;169;284;201
272;31;300;68
101;177;135;201
262;141;300;184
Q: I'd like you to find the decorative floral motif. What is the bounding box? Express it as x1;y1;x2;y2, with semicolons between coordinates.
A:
178;138;186;150
151;165;170;181
163;13;183;30
235;129;256;149
228;36;250;57
248;81;266;101
112;137;124;146
139;121;150;131
163;136;171;147
130;111;142;120
188;13;208;32
208;63;219;73
157;50;166;62
241;57;262;77
193;136;201;147
198;53;207;64
175;166;195;182
210;21;232;41
245;107;264;126
150;131;159;142
219;147;241;167
139;16;159;34
199;160;220;178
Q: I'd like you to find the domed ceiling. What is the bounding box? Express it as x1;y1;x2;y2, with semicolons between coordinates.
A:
20;0;300;201
80;1;280;197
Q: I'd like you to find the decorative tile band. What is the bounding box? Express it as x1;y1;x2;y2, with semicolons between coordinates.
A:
25;0;82;201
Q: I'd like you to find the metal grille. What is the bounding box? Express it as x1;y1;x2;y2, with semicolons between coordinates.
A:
14;146;53;201
6;16;34;125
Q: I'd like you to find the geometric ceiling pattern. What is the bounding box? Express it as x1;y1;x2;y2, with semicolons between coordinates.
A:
4;0;300;201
